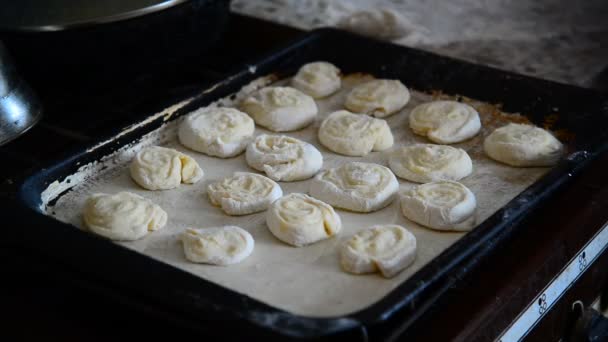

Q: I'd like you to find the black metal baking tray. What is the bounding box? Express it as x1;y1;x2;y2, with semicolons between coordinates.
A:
14;29;608;339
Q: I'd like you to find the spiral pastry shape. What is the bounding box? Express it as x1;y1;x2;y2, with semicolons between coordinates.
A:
207;172;283;215
340;224;417;278
291;61;341;98
400;180;477;231
409;100;481;144
181;226;254;265
178;107;254;158
130;146;203;190
484;123;563;167
240;86;317;132
318;110;393;156
246;134;323;181
310;162;398;212
388;144;472;183
83;192;167;241
266;193;341;247
344;79;409;117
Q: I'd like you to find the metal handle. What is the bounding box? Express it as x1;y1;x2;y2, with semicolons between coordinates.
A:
567;301;608;342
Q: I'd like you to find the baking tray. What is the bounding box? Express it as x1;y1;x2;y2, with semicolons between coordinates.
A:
15;29;608;339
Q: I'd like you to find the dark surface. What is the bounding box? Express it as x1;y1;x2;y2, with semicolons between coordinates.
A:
0;0;231;86
2;13;608;341
0;13;292;183
0;0;184;29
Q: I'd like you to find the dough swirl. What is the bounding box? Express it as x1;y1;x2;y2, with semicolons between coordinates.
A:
310;162;398;212
266;193;341;247
207;172;282;215
388;144;472;183
83;192;167;241
246;134;323;181
130;146;203;190
318;110;393;156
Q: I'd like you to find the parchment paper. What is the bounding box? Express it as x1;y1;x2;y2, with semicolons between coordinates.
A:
45;74;549;317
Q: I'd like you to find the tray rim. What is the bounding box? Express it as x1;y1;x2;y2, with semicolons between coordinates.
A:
15;28;608;339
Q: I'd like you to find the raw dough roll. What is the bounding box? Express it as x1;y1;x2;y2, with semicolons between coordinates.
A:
207;172;283;216
83;192;167;241
340;224;416;278
337;8;412;40
484;123;563;167
266;193;341;247
310;162;398;212
240;86;318;132
318;110;393;156
409;100;481;144
291;61;341;98
344;79;409;117
388;144;472;183
178;107;254;158
130;146;203;190
246;134;323;181
181;226;254;265
400;181;476;231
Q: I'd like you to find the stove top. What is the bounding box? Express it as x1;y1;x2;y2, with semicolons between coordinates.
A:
2;13;608;341
0;13;300;182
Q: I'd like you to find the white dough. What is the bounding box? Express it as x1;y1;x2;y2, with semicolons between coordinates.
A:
240;86;318;132
207;172;283;216
409;100;481;144
180;226;254;265
318;110;393;156
266;193;341;247
344;79;409;117
83;192;167;241
130;146;203;190
337;8;414;40
310;162;398;213
178;107;254;158
291;61;341;98
246;134;323;182
484;123;564;167
340;224;416;278
388;144;472;183
400;181;477;231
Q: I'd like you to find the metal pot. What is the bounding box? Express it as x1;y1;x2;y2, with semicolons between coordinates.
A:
0;41;42;146
0;0;195;32
0;0;231;91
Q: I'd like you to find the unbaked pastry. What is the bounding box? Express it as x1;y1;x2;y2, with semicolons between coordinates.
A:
318;110;393;156
309;162;398;212
240;86;318;132
181;226;254;265
83;192;167;241
340;224;416;278
266;193;341;247
246;134;323;181
207;172;283;216
130;146;203;190
388;144;472;183
291;61;341;98
337;8;414;40
409;100;481;144
178;107;254;158
400;181;476;231
344;79;409;117
484;123;563;167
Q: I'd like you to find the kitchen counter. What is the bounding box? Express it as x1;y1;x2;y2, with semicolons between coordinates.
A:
232;0;608;89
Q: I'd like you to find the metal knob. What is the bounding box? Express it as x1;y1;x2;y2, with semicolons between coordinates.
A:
0;41;42;146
